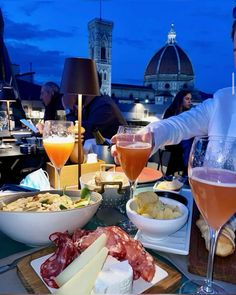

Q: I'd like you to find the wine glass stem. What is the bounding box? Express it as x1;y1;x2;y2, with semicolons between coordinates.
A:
203;226;220;293
56;168;61;190
129;180;137;199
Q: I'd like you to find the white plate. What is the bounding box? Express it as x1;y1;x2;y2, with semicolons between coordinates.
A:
153;179;184;192
31;254;168;294
134;188;193;255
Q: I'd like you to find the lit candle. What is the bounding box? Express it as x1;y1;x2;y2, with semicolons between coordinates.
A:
232;72;235;95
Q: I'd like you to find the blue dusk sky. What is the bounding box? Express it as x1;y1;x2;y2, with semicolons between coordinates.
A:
0;0;235;93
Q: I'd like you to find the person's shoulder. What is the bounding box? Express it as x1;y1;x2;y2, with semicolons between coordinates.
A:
213;87;233;99
94;95;115;105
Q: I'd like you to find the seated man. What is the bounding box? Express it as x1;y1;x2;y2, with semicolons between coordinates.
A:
62;93;126;141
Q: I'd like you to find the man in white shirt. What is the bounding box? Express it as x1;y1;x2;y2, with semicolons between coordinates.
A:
112;16;236;157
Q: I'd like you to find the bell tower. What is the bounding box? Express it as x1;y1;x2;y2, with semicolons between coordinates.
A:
88;18;113;96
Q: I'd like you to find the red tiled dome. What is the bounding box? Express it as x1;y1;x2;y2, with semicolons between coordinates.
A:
145;43;193;76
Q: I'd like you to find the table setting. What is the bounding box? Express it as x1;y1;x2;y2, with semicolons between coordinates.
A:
0;131;236;294
0;184;236;294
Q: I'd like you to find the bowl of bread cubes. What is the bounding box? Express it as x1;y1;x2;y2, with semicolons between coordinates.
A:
126;191;189;240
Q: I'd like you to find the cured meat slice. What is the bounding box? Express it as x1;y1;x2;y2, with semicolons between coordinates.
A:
40;232;79;288
77;226;127;260
72;228;90;244
76;226;155;281
123;238;155;281
40;226;155;288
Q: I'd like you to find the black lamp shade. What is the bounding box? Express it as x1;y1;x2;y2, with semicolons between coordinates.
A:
60;57;99;95
0;85;16;102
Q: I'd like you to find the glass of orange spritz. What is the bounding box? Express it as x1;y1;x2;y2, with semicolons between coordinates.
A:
180;136;236;294
43;120;75;189
115;125;152;232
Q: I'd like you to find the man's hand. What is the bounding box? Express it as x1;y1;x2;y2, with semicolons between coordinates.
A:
111;135;120;165
111;129;154;165
36;121;44;135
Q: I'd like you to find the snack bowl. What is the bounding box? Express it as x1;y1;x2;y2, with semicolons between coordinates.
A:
126;196;189;241
0;190;102;246
80;171;130;209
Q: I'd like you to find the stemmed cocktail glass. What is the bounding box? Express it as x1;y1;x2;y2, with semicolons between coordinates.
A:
180;136;236;294
43;120;75;190
116;125;152;232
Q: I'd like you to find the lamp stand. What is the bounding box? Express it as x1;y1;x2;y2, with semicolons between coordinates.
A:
6;101;11;132
77;93;82;189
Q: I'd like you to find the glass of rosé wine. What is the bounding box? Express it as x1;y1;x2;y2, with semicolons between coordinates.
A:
180;136;236;294
43;120;75;190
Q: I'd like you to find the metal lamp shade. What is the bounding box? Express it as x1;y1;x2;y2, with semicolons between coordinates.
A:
60;57;99;95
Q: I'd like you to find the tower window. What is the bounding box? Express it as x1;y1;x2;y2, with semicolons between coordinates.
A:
165;83;170;89
101;47;106;60
104;72;107;80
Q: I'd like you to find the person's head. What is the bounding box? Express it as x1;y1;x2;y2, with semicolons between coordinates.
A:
170;90;192;115
40;81;60;106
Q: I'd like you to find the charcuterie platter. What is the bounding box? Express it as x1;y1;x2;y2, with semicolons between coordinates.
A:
16;228;182;294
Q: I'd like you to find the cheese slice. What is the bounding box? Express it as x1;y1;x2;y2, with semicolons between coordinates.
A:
55;233;107;287
55;247;108;295
92;256;133;294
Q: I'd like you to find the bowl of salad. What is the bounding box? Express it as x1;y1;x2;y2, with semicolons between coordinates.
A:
0;188;102;246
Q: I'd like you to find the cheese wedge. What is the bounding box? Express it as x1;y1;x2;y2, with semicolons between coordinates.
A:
55;247;108;295
55;233;107;287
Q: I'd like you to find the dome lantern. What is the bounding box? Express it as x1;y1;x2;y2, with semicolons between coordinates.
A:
167;24;176;44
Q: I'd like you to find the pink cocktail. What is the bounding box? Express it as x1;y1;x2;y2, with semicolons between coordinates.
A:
116;126;152;199
116;142;151;181
190;168;236;230
180;136;236;294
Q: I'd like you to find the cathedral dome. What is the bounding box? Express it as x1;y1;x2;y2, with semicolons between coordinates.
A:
144;25;194;77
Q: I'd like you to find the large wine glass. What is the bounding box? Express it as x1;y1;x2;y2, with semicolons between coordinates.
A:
43;120;75;189
116;125;152;232
180;136;236;294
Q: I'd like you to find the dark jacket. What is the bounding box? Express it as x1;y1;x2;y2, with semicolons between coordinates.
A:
44;94;63;121
66;95;126;141
163;107;193;175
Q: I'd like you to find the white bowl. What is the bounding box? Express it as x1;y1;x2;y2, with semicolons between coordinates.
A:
126;196;189;241
0;190;102;246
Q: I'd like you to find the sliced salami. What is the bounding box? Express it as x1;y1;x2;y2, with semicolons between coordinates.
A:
40;226;155;288
75;226;155;281
40;232;79;288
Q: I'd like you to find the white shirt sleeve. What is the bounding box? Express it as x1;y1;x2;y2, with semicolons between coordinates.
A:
146;98;214;155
